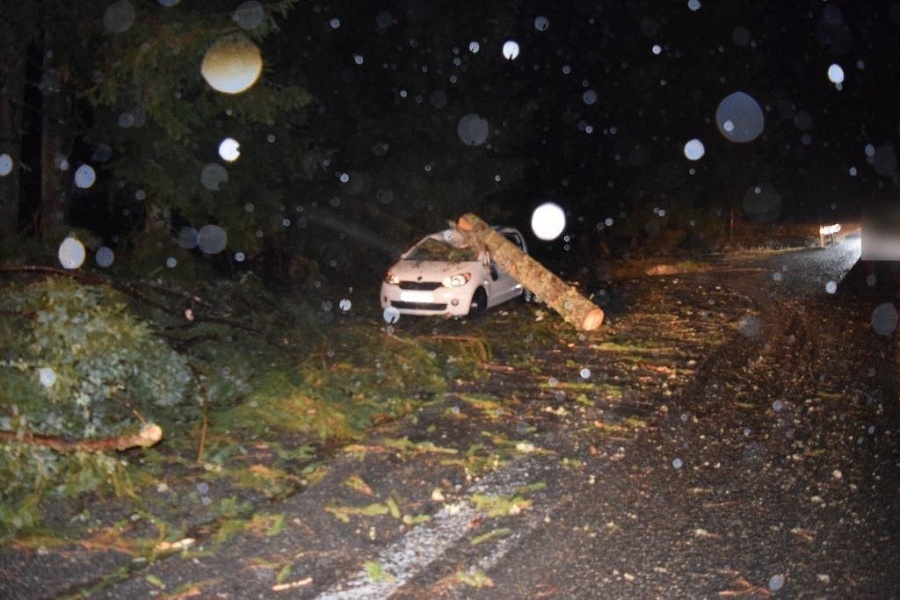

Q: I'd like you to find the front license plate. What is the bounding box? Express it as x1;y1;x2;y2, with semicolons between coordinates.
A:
399;290;435;303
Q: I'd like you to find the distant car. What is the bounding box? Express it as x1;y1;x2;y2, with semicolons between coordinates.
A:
380;226;528;318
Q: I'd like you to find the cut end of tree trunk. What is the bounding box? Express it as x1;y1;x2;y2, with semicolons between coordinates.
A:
581;308;605;331
456;213;605;331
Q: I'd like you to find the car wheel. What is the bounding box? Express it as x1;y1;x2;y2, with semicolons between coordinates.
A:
468;287;488;315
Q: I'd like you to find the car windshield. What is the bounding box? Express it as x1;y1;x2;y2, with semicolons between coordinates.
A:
406;238;479;262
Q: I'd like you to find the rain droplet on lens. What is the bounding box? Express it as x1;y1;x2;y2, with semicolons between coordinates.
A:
104;0;136;33
39;367;57;388
233;1;264;29
200;163;228;190
178;227;198;249
0;153;13;177
871;302;898;336
58;237;86;270
95;246;115;267
768;574;785;591
197;224;228;254
715;91;764;143
502;40;520;60
74;164;96;189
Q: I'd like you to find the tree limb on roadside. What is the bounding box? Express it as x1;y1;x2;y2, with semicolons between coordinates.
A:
0;263;262;334
0;423;163;453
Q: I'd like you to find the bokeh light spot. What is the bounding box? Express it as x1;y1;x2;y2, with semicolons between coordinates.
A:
95;246;115;267
683;139;705;160
178;227;199;249
39;367;57;388
531;202;566;241
502;40;520;60
827;63;844;85
0;153;13;177
871;303;898;336
715;91;764;143
58;237;86;270
74;164;96;189
457;113;490;146
218;137;241;162
201;34;263;94
197;224;228;254
200;163;228;190
104;0;135;33
233;1;264;29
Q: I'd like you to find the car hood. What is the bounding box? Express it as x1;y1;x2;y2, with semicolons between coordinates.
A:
389;259;481;280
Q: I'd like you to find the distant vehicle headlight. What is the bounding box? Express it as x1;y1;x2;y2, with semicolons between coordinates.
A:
384;271;400;285
442;273;471;287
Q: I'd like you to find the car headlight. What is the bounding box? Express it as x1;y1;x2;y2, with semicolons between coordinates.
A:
384;271;400;285
442;273;471;288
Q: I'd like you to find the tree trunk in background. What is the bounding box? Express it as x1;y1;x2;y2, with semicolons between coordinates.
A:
36;67;73;241
456;213;605;332
0;23;27;236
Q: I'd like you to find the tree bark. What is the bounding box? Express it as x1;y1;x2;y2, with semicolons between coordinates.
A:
456;213;604;331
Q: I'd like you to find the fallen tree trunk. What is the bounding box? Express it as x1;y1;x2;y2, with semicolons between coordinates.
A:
0;423;163;453
456;213;605;331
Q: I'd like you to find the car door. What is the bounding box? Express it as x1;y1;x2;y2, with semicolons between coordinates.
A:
485;237;523;306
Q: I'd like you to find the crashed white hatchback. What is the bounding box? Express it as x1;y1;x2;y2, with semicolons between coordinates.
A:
380;227;528;318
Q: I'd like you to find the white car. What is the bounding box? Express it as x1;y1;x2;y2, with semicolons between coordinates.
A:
380;227;528;318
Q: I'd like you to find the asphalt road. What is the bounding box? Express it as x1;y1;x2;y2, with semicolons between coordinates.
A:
4;235;897;599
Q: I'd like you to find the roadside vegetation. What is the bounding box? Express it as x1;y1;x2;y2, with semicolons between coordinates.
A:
0;217;846;570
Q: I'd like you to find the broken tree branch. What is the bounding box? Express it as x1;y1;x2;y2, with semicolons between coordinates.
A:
0;423;163;453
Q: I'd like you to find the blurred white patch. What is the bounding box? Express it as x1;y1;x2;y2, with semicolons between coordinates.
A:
74;164;96;189
178;227;199;249
218;138;240;162
457;113;489;146
0;153;13;176
715;92;764;143
233;1;264;29
502;40;520;60
58;237;86;270
198;224;228;254
683;139;705;160
827;63;844;89
39;367;56;388
201;34;263;94
95;246;115;268
871;303;898;336
200;163;228;190
531;202;566;241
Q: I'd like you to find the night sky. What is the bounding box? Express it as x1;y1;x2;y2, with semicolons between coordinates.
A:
273;0;900;236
